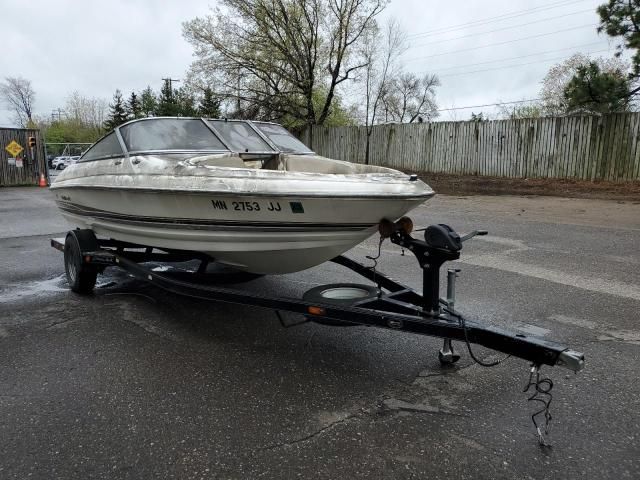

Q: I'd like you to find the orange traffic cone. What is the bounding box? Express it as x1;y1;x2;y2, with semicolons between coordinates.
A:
38;173;47;187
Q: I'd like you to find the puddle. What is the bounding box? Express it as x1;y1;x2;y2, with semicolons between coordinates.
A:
0;272;122;304
151;265;173;272
0;275;68;303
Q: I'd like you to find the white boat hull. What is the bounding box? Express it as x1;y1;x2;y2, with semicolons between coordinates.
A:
52;155;434;273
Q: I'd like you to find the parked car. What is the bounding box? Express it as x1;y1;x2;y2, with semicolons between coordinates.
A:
55;156;80;170
52;156;71;169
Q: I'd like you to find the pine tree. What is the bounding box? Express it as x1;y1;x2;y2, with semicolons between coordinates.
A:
563;62;630;114
156;79;179;116
140;86;157;117
104;89;128;130
199;87;221;118
175;87;196;117
127;91;142;119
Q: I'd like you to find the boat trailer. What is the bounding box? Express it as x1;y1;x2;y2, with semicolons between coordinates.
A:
51;219;584;445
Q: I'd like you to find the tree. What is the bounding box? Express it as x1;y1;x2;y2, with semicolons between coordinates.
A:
39;93;108;153
598;0;640;79
127;91;142;119
470;112;486;122
1;76;35;127
183;0;386;129
540;53;629;114
156;79;179;116
65;91;108;129
140;86;157;117
497;102;543;119
41;117;104;153
175;87;197;116
563;61;631;113
198;87;221;117
104;90;128;130
380;72;439;123
361;18;406;163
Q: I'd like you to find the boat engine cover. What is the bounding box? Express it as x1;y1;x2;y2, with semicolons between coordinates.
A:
424;224;462;251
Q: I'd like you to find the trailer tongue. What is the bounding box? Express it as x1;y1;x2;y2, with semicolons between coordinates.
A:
51;217;584;445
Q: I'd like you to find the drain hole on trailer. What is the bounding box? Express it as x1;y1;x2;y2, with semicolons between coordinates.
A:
319;286;372;300
302;283;380;326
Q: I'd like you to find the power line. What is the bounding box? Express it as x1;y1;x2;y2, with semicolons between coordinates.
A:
436;99;541;112
421;42;606;73
409;8;595;49
406;24;598;62
407;0;589;39
437;48;611;78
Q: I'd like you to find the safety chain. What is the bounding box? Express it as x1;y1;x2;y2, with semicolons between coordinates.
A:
523;364;554;447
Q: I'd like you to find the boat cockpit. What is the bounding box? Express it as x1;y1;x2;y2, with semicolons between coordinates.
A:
77;117;392;175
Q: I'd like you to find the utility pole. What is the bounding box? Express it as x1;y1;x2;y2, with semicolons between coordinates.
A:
162;78;180;93
51;108;64;121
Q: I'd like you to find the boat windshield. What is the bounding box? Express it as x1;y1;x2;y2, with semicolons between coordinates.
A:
207;120;274;153
119;118;227;152
254;122;313;153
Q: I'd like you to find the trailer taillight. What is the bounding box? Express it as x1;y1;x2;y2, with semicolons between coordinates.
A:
307;306;325;316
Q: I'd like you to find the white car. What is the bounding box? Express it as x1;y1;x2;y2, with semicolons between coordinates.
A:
54;156;80;170
52;156;71;169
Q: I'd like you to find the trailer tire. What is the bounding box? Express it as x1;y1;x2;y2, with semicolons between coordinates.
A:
64;231;98;294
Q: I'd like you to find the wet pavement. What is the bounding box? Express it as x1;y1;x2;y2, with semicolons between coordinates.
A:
1;187;639;479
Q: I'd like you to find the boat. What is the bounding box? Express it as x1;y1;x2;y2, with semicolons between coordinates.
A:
50;117;434;274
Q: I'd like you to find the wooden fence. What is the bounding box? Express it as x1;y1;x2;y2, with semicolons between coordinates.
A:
300;113;640;181
0;128;46;187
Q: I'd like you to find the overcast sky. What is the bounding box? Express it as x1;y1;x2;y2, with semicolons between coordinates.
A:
0;0;616;126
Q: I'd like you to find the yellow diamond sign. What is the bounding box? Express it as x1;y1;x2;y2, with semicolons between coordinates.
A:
5;140;23;158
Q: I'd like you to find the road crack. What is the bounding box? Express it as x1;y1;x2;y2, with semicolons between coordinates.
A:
45;318;78;329
257;412;361;451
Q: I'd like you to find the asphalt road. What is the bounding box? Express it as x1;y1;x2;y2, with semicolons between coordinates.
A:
1;187;639;479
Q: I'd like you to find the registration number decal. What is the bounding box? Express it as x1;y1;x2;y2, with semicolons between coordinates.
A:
211;200;289;212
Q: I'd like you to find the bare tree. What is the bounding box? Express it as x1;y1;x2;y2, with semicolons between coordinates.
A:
496;102;543;119
361;18;406;163
65;91;108;128
183;0;386;129
1;76;35;127
380;72;439;123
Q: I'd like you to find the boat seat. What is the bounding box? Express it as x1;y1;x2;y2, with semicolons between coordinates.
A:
283;155;357;174
188;154;246;168
261;156;284;170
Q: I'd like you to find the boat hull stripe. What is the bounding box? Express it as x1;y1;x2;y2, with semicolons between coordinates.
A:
56;202;376;232
51;184;434;200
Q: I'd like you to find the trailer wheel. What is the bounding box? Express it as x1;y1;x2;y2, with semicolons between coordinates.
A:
64;231;98;294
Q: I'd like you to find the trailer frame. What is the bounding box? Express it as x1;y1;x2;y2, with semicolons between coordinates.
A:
50;226;584;372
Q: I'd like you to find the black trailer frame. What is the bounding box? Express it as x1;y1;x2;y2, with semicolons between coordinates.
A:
50;225;584;373
52;222;586;445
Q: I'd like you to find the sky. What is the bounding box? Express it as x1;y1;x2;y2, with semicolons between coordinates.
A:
0;0;618;126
